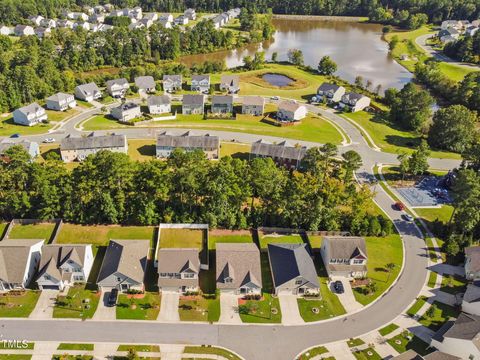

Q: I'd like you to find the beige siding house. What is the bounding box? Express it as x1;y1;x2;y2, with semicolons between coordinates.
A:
156;131;219;159
242;96;265;116
60;133;128;162
157;248;200;293
321;236;368;279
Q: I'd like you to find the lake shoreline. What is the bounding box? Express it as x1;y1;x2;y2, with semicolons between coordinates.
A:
272;15;368;22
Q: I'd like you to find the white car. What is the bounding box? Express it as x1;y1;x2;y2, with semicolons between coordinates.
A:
270;96;279;100
43;138;55;143
402;214;414;222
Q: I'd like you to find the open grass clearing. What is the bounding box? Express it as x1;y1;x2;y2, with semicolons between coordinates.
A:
8;223;56;240
159;228;204;249
0;116;53;137
116;292;160;320
57;344;94;351
183;346;241;360
387;332;433;355
208;233;253;250
220;141;251;160
238;293;281;324
127;140;156;162
378;323;399;336
419;301;460;331
53;285;100;319
259;233;304;249
0;291;40;317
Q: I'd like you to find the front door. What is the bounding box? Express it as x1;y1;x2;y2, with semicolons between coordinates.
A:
121;284;129;291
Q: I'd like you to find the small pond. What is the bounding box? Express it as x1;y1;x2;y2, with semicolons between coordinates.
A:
262;73;294;87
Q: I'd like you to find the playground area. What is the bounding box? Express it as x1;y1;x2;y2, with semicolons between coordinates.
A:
396;176;452;207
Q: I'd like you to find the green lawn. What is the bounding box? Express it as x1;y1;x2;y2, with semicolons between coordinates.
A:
307;235;322;249
440;275;467;295
0;116;53;136
426;237;438;263
116;292;161;320
353;234;403;305
379;323;399;336
406;296;428;317
297;295;345;322
178;293;220;322
53;285;100;319
0;223;7;238
0;291;40;317
238;293;282;323
45;108;79;123
183;346;241;360
127;140;156;162
0;356;32;360
343;111;460;160
8;223;56;240
387;332;433;355
159;228;204;249
117;345;160;352
259;233;304;249
438;62;476;82
353;348;381;360
220;142;251;160
298;346;329;360
0;343;34;350
52;356;92;360
427;271;438;288
419;301;460;331
347;338;365;348
208;233;253;250
416;206;454;233
57;344;94;351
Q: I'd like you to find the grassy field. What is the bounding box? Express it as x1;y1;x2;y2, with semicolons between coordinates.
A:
238;293;282;323
378;323;399;336
127;140;156;162
307;235;322;249
117;345;160;352
0;116;53;137
57;344;94;351
159;228;204;249
353;234;403;305
116;292;160;320
259;233;304;249
406;296;428;317
8;223;56;240
0;223;7;238
416;206;454;229
220;142;251;159
297;293;345;322
53;285;100;319
419;301;460;331
178;294;220;322
208;233;253;250
298;346;328;360
0;291;40;317
343;111;461;159
387;332;432;355
183;346;241;360
440;274;467;295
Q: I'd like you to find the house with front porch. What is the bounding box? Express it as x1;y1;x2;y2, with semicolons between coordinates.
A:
163;75;182;92
321;236;368;279
36;244;94;291
0;239;44;292
157;248;200;293
191;75;210;93
268;243;320;296
216;243;262;295
147;95;171;114
135;76;156;95
97;239;149;293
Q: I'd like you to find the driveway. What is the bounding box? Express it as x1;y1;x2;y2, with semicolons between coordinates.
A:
29;290;58;319
219;292;241;324
278;294;303;325
157;292;180;322
92;291;116;321
330;278;363;314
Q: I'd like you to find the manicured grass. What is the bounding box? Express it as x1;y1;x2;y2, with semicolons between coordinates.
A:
347;338;365;348
406;296;428;317
378;323;399;336
353;348;381;360
387;332;433;355
116;292;161;320
0;291;40;317
0;356;32;360
52;356;92;360
220;141;251;160
208;233;253;250
127;140;156;162
259;233;304;249
45;108;79;123
416;206;454;229
0;223;7;238
426;237;438;263
438;62;476;82
57;344;94;351
343;111;460;160
8;223;56;240
308;235;322;249
0;116;53;136
419;301;460;331
427;271;438;288
0;343;34;350
117;345;160;352
159;228;204;249
53;285;100;319
178;293;220;322
353;234;403;305
298;346;329;360
183;346;241;360
297;294;345;322
238;293;281;323
440;274;467;295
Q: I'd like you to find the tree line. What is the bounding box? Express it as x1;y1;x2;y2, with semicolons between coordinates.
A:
0;145;393;237
443;31;480;64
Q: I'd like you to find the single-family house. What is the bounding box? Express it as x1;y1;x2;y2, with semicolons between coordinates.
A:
462;284;480;316
184;8;196;21
321;236;368;279
441;20;461;30
57;20;74;29
147;95;171;115
216;243;262;295
439;28;460;42
250;139;306;169
156;131;219;159
157;248;200;293
110;102;142;122
29;15;44;26
138;18;154;28
277;100;307;121
73;22;91;31
317;83;346;103
182;94;205;115
466;25;479;37
211;95;234;114
106;78;130;98
0;139;40;159
158;19;172;28
97;239;150;293
60;133;128;162
40;19;56;28
0;26;13;36
392;350;460;360
74;82;102;102
13;103;47;126
267;243;320;295
35;27;51;38
14;25;35;37
340;92;371;112
144;13;159;22
212;14;225;29
242;96;265;116
71;12;89;21
191;75;210;93
135;76;156;94
46;93;77;112
220;75;240;93
130;6;143;20
36;244;94;291
89;13;105;23
0;239;44;292
465;246;480;281
163;75;182;92
159;14;174;23
174;15;188;25
430;312;480;359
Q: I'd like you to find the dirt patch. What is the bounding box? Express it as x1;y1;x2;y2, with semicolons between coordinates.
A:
126;293;145;299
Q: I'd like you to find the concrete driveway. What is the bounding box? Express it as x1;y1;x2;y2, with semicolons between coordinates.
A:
157;292;180;322
219;292;241;324
29;290;58;319
92;291;116;320
330;278;363;314
278;294;303;325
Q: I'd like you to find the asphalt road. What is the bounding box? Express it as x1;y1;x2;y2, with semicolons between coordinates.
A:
0;97;456;359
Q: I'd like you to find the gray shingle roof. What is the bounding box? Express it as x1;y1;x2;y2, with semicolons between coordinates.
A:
466;246;480;274
135;76;156;90
323;236;367;260
156;131;219;149
163;75;182;84
37;244;89;280
183;94;205;106
0;239;44;284
220;75;239;87
76;82;101;97
212;95;233;105
251;139;306;161
113;102;139;112
148;95;170;106
424;352;461;360
433;312;480;349
342;92;366;102
46;93;73;102
278;100;303;113
61;133;126;151
192;75;210;83
242;96;264;106
106;78;129;88
16;103;44;116
157;248;200;288
318;83;342;93
0;140;35;155
392;350;423;360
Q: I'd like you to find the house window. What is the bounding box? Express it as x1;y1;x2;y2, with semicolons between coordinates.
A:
184;273;194;279
225;278;233;283
353;259;363;264
295;279;302;285
160;273;167;277
117;277;122;282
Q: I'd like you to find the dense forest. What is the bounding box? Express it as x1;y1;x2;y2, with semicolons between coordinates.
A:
443;31;480;64
0;145;393;237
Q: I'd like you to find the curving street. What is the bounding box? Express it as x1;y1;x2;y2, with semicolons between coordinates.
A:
0;98;460;360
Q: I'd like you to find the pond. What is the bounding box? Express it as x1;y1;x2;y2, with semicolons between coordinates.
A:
181;18;413;91
262;73;294;87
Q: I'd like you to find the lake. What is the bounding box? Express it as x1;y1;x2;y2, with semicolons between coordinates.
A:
181;18;413;91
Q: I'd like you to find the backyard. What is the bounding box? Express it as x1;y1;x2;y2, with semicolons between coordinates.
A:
208;231;254;250
116;292;161;320
159;228;204;249
53;285;100;319
8;223;56;240
258;233;304;249
0;291;40;317
440;275;467;295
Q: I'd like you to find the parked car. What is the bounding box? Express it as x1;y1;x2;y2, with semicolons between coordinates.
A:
270;96;279;100
394;202;405;211
107;288;118;307
10;133;20;138
43;138;55;143
402;214;414;222
333;280;344;294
